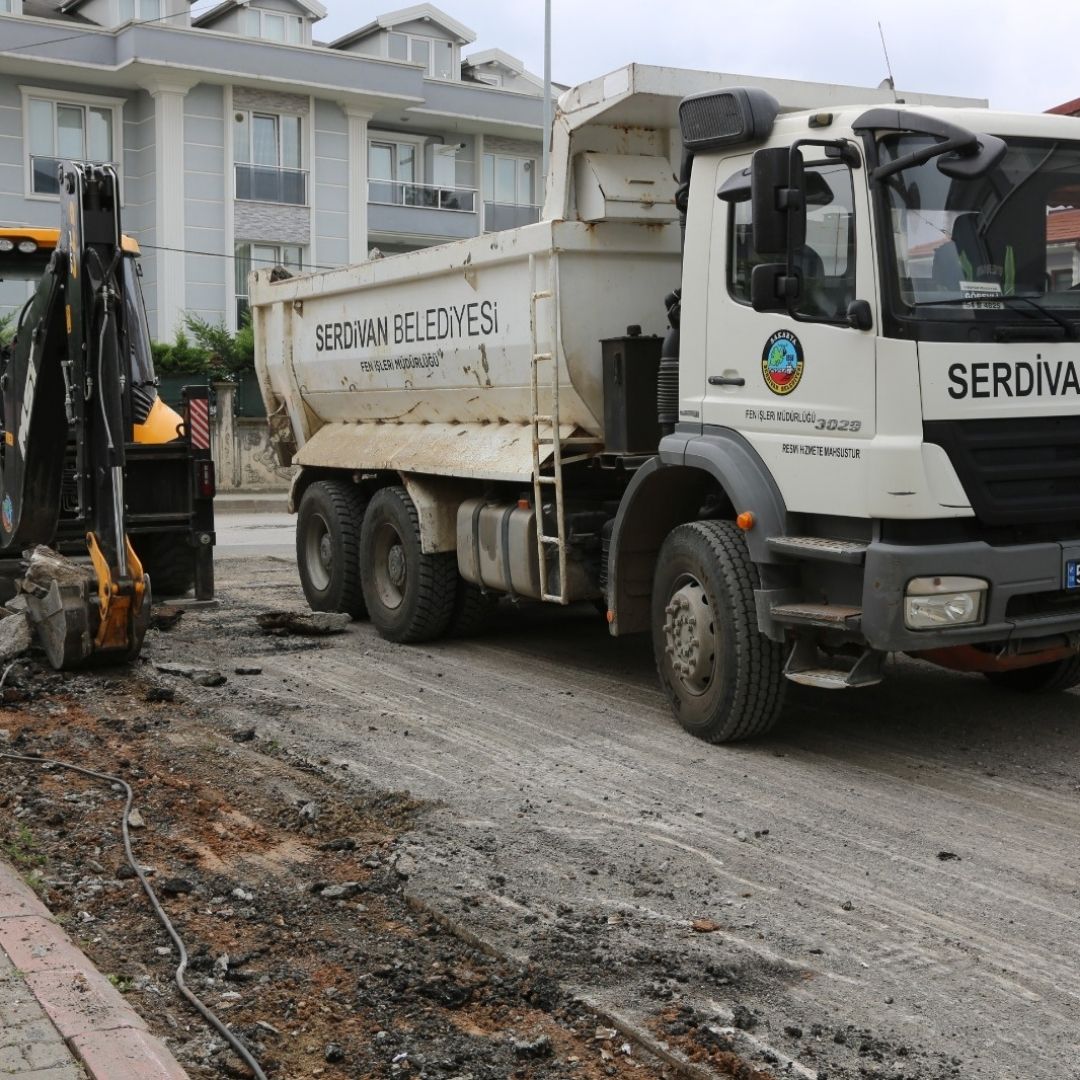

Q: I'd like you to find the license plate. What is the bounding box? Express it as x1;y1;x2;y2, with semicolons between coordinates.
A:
1067;560;1080;590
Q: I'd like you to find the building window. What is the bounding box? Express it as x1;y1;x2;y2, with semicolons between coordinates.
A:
118;0;162;21
1051;266;1078;291
369;138;418;203
482;153;539;230
240;7;303;43
387;32;454;79
234;111;306;204
0;0;14;13
234;242;303;324
26;94;118;197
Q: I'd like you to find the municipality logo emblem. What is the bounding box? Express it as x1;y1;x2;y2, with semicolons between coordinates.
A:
762;330;804;396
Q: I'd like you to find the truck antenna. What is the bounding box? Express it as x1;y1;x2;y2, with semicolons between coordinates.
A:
878;21;899;102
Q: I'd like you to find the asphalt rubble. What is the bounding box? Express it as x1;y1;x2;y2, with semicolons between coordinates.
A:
0;589;980;1080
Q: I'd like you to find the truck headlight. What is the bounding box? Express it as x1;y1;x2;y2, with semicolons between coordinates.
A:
17;240;37;254
904;576;988;629
0;239;13;252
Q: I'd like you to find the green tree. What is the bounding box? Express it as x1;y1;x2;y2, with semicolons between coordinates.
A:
181;312;255;379
150;313;255;379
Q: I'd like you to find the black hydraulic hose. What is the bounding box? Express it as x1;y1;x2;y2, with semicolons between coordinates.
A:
0;750;267;1080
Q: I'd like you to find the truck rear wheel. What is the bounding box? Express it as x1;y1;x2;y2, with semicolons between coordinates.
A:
297;480;367;617
447;579;498;637
652;520;786;743
984;655;1080;693
360;486;456;643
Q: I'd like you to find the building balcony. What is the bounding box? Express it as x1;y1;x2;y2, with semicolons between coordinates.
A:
484;202;541;231
235;163;307;206
369;179;477;214
368;180;479;243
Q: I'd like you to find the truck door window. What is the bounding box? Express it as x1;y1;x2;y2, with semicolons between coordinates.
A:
728;162;857;321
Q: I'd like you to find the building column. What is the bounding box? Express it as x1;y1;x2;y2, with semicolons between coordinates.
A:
149;84;189;340
345;107;371;263
476;133;485;234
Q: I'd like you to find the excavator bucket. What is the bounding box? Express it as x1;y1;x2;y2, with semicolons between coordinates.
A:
21;543;151;670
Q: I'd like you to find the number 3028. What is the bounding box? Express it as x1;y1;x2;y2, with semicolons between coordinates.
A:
814;418;862;432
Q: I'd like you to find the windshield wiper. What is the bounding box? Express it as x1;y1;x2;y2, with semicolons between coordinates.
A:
909;294;1080;339
998;295;1080;338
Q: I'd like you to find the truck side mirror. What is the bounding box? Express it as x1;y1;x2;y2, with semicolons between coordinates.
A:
750;262;799;312
751;147;806;255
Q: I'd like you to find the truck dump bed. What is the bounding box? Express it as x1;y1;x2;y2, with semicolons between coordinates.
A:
253;217;681;481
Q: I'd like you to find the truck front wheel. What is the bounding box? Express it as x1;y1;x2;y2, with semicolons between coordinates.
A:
360;486;457;643
984;655;1080;693
297;480;367;617
652;520;786;743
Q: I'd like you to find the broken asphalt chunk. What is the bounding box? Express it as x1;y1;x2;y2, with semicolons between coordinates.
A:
256;610;351;636
0;611;32;664
319;882;364;900
160;877;196;896
155;662;226;686
150;605;184;631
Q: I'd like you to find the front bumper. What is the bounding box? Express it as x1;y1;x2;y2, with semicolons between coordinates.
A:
862;539;1080;652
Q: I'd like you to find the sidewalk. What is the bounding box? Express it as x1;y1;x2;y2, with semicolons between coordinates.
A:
0;862;188;1080
214;491;288;513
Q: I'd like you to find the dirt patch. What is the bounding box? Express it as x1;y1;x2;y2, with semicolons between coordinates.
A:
0;663;682;1079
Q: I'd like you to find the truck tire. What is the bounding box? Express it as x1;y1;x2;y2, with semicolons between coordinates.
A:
984;655;1080;693
652;520;786;743
360;485;457;643
297;480;367;617
135;534;195;597
447;579;498;637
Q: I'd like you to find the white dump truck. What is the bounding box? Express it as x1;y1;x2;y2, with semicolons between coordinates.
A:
252;64;1080;742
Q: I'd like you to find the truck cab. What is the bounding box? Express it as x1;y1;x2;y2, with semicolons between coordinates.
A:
624;92;1080;714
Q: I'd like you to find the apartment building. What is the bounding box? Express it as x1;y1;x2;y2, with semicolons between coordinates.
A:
0;0;550;338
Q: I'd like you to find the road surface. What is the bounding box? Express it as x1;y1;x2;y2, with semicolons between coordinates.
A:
165;511;1080;1079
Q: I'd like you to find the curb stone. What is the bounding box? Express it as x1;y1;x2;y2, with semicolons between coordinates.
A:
0;861;189;1080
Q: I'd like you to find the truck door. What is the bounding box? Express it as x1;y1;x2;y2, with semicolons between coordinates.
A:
702;150;877;519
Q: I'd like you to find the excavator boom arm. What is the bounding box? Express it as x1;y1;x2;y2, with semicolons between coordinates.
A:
0;162;149;668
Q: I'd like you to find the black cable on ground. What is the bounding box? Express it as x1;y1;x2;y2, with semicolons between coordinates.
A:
0;750;267;1080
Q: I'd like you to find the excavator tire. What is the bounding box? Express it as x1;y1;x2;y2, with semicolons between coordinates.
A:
135;533;195;598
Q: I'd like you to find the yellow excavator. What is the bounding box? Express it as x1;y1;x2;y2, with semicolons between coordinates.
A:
0;162;215;667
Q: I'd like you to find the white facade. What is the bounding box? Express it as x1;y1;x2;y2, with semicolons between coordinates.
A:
0;1;550;339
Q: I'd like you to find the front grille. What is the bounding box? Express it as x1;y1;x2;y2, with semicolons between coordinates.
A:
925;416;1080;525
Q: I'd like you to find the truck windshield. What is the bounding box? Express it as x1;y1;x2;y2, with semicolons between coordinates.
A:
878;133;1080;339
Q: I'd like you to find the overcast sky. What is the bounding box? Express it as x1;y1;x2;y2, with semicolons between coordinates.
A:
314;1;1076;113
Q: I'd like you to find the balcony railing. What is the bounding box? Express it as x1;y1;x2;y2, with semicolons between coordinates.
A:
368;179;476;213
235;163;307;206
484;202;542;232
31;156;120;196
